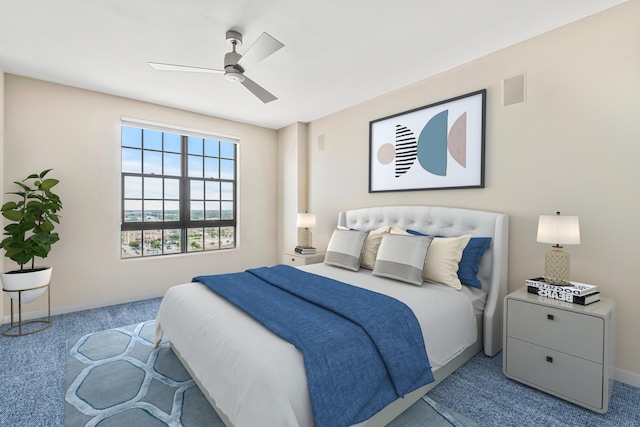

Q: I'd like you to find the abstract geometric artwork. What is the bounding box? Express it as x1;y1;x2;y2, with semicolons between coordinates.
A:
369;90;486;192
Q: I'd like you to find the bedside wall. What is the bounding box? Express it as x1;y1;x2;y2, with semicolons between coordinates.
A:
277;122;309;255
305;1;640;383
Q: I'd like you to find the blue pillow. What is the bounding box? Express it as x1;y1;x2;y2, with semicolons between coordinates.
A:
406;230;490;289
458;237;491;289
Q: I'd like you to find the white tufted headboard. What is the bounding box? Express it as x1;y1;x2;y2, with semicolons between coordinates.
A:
337;205;509;357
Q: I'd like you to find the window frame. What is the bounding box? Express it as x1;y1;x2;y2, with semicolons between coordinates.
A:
120;119;238;258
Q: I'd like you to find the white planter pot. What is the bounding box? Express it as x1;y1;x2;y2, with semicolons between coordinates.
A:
1;266;52;304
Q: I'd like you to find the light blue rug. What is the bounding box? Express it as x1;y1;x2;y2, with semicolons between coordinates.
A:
64;320;479;427
65;321;220;426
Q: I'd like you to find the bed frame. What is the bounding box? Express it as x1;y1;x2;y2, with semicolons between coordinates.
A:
337;205;509;426
170;205;509;427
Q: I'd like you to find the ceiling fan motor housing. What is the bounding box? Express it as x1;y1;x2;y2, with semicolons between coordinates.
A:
224;50;243;68
223;34;245;83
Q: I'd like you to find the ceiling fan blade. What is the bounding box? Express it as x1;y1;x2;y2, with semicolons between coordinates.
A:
148;62;224;74
240;76;277;103
237;32;284;71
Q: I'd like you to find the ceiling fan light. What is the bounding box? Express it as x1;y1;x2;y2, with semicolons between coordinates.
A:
225;72;245;83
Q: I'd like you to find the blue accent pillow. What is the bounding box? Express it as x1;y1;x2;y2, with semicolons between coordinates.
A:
406;230;491;289
458;237;491;289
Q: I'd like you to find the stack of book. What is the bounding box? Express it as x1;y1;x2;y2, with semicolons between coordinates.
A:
295;246;316;254
526;277;600;305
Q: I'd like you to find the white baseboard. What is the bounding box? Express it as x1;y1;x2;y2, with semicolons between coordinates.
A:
616;367;640;388
2;290;165;326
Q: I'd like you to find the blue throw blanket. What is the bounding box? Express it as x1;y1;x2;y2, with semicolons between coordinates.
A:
193;265;434;427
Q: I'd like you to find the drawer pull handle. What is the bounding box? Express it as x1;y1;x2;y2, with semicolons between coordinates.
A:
546;356;553;363
547;314;554;321
291;258;296;262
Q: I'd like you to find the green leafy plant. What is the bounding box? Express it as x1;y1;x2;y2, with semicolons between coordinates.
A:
0;169;63;271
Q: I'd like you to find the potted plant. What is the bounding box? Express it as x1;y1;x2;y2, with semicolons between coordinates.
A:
0;169;62;303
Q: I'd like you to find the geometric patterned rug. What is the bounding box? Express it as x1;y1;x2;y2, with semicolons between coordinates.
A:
64;321;221;426
64;321;479;427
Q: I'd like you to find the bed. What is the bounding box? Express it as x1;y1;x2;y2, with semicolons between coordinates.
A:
155;205;509;427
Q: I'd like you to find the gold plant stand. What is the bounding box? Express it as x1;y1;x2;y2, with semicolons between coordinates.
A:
2;282;51;336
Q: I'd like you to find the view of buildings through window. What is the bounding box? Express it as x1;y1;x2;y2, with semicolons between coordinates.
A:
120;124;237;258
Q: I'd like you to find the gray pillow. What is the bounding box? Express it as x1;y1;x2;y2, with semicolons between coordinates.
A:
324;229;368;271
373;233;434;285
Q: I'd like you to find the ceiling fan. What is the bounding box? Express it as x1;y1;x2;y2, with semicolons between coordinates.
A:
149;30;284;103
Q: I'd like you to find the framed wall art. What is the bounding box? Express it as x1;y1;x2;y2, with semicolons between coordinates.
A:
369;89;486;192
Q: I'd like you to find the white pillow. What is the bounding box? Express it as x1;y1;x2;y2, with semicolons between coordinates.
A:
360;226;390;269
360;226;411;269
423;235;472;289
373;233;433;286
324;229;368;271
389;227;410;236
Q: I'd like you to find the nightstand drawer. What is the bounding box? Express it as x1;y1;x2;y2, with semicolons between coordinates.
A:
506;337;604;410
282;252;324;266
507;299;604;363
283;253;307;266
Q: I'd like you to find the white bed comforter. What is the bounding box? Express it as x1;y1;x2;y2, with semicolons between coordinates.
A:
155;264;478;427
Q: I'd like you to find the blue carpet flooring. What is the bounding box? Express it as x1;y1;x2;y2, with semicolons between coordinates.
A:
0;298;162;427
1;297;639;426
428;351;640;427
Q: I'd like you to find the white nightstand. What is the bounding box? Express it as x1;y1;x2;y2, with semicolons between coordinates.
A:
282;251;325;267
503;287;616;413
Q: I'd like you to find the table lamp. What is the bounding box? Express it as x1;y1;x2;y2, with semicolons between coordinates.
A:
536;211;580;286
297;212;316;248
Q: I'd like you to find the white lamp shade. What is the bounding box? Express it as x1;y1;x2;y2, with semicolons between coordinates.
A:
537;214;580;245
297;213;317;228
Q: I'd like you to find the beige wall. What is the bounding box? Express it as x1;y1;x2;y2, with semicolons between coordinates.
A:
277;122;309;256
3;75;279;316
306;2;640;381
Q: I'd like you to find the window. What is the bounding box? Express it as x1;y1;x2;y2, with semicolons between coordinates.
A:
120;122;237;258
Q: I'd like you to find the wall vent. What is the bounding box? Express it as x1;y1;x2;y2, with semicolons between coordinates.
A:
503;74;526;106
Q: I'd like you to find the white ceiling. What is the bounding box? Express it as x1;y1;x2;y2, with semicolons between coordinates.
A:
0;0;626;129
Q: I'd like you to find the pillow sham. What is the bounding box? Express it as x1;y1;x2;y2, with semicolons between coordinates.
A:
407;230;490;289
359;226;410;269
423;235;472;290
458;237;491;289
324;229;368;271
389;226;411;236
372;233;433;286
360;226;390;269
